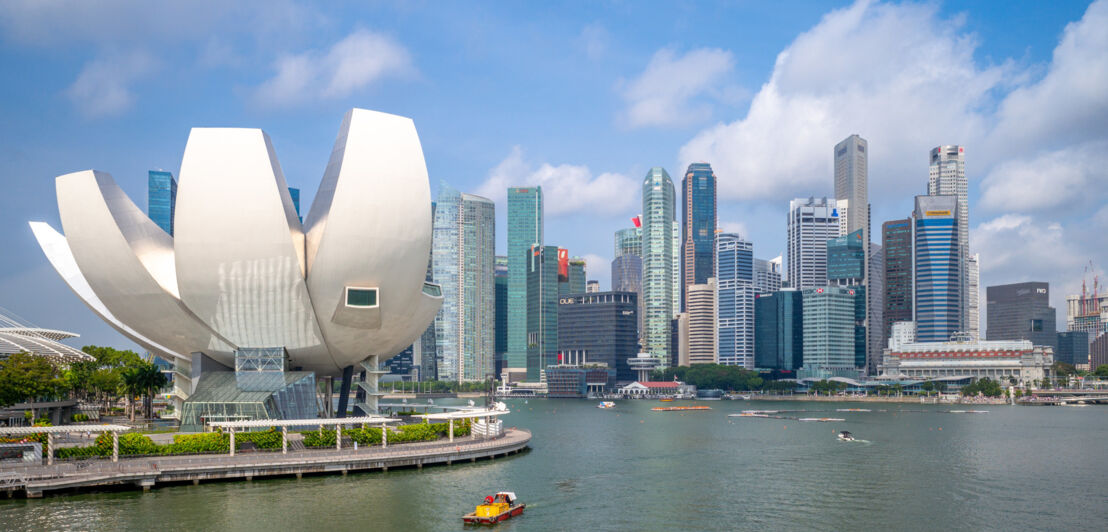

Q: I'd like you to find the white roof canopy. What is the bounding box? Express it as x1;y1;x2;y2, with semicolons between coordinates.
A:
207;416;399;429
0;424;131;436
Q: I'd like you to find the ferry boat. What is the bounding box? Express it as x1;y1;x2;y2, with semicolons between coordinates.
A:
651;406;711;412
463;492;525;525
597;401;616;409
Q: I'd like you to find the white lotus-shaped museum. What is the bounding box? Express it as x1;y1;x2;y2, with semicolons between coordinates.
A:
30;108;443;380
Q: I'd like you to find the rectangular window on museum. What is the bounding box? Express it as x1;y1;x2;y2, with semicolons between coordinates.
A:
346;287;378;308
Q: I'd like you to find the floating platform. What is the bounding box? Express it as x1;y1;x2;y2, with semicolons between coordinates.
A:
651;406;711;412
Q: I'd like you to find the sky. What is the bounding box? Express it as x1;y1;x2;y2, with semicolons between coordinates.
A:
0;0;1105;352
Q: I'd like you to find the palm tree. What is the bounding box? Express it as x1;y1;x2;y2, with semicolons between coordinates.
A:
120;366;144;422
137;364;169;419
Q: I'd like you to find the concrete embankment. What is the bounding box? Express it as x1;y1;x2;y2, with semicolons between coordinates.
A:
746;395;1009;405
2;429;530;499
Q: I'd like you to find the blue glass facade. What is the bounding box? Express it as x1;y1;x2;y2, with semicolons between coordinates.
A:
148;170;177;235
508;187;543;372
288;187;301;223
716;233;754;368
526;245;559;382
754;290;804;370
913;196;962;342
827;229;865;284
682;163;717;312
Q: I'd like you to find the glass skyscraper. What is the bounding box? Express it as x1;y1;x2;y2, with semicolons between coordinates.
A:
615;226;642;258
754;289;803;371
929;146;969;333
913;195;962;342
431;184;496;382
558;291;639;382
526;244;560;382
148;170;177;235
641;168;676;366
787;197;839;289
882;219;913;349
681;163;717;312
507;187;543;373
800;286;858;378
716;233;754;368
494;255;508;376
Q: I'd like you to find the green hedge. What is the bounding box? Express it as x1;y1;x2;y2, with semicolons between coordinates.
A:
54;428;285;459
300;420;472;448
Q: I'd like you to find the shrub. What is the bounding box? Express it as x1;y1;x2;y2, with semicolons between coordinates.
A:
235;428;282;450
163;432;229;454
302;429;337;448
72;413;90;422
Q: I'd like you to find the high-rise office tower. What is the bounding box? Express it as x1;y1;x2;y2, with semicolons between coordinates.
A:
912;195;962;342
754;258;783;295
754;289;804;371
672;220;681;314
865;243;884;374
986;282;1057;348
612;255;643;293
494;255;508;376
558;291;639;381
1055;331;1089;366
568;257;587;295
641;167;677;366
507;187;542;373
967;253;980;340
801;286;858;378
929;145;969;331
716;233;755;368
148;170;177;235
681;163;717;312
686;278;718;365
288;187;301;223
827;229;867;370
585;280;600;293
882;219;913;349
835;135;869;239
431;185;496;382
526;244;560;382
787;197;840;289
615;225;643;258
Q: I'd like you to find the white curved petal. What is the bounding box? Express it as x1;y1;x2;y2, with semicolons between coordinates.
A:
305;109;440;366
175;128;331;372
29;221;184;360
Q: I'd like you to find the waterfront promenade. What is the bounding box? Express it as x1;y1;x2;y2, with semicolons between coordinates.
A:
1;428;530;498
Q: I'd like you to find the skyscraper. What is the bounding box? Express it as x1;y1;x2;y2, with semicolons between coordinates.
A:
526;244;560;382
754;257;783;295
986;282;1057;349
754;289;804;371
641;167;677;366
431;185;496;382
834;135;869;239
557;291;639;381
967;253;980;340
681;163;717;312
929;145;969;331
716;233;755;368
586;280;600;293
507;187;542;374
913;195;962;342
882;219;913;349
801;286;858;378
566;256;587;296
866;243;884;374
615;225;642;258
686;278;718;365
148;170;177;236
827;229;867;370
494;255;508;376
787;197;839;289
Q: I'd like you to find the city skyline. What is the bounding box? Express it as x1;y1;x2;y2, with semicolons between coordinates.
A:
1;1;1106;353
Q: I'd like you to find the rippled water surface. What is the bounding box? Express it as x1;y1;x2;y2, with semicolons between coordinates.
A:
2;399;1106;531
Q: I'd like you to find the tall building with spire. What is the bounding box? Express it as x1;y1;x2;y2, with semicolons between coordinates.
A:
641;167;677;366
681;163;717;312
929;145;969;333
507;187;542;375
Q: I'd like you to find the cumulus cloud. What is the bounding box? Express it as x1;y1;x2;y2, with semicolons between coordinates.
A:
619;47;740;128
979;141;1108;214
719;221;749;239
253;29;413;106
65;50;157;117
475;146;638;217
680;1;1008;202
581;254;610;287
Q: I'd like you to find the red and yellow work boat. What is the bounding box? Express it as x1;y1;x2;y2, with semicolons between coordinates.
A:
463;492;525;525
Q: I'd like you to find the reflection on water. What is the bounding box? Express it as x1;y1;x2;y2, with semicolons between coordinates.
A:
3;399;1107;531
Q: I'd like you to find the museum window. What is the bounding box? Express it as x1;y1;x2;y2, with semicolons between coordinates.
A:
346;287;378;308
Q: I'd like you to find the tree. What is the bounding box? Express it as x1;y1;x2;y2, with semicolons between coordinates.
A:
0;352;66;419
1094;365;1108;378
1053;361;1076;377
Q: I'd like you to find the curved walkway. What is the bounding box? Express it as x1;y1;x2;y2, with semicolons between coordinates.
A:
3;428;531;498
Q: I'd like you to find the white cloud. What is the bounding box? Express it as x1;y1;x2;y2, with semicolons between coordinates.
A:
619;47;739;128
65;50;157;117
577;23;609;60
581;254;610;287
253;29;413;106
679;0;1003;202
475;146;638;217
719;221;748;239
979;141;1108;214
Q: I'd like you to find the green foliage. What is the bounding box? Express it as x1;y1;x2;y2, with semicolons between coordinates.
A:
1053;361;1076;377
164;432;230;454
809;380;849;395
652;364;764;392
80;346;143;368
302;429;337;448
72;413;91;422
1094;365;1108;378
235;428;283;449
0;352;67;407
961;377;1004;397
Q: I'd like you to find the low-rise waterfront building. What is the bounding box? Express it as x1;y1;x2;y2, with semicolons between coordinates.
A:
879;336;1053;386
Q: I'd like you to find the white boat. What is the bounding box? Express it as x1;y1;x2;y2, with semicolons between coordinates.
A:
597;401;616;409
798;417;845;422
837;431;855;441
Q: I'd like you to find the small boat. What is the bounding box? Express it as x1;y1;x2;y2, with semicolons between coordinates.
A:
798;417;845;422
652;406;711;412
597;401;616;409
835;408;871;412
659;398;675;402
838;431;855;441
463;492;525;525
729;413;769;418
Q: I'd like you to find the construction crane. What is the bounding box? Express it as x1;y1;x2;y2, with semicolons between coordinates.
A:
1081;260;1101;316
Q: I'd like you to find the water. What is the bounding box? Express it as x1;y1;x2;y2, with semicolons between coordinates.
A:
3;399;1106;531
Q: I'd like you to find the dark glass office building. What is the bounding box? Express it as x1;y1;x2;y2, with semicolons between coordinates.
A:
882;219;913;347
148;170;177;236
986;282;1057;349
526;245;560;382
557;291;639;382
1056;331;1089;366
681;163;717;311
754;289;804;370
494;255;508;376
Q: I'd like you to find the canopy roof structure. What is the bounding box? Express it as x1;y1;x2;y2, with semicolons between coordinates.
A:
207;416;399;429
0;424;130;436
0;309;93;365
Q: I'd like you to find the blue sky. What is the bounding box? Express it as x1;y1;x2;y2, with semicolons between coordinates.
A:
1;0;1105;350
